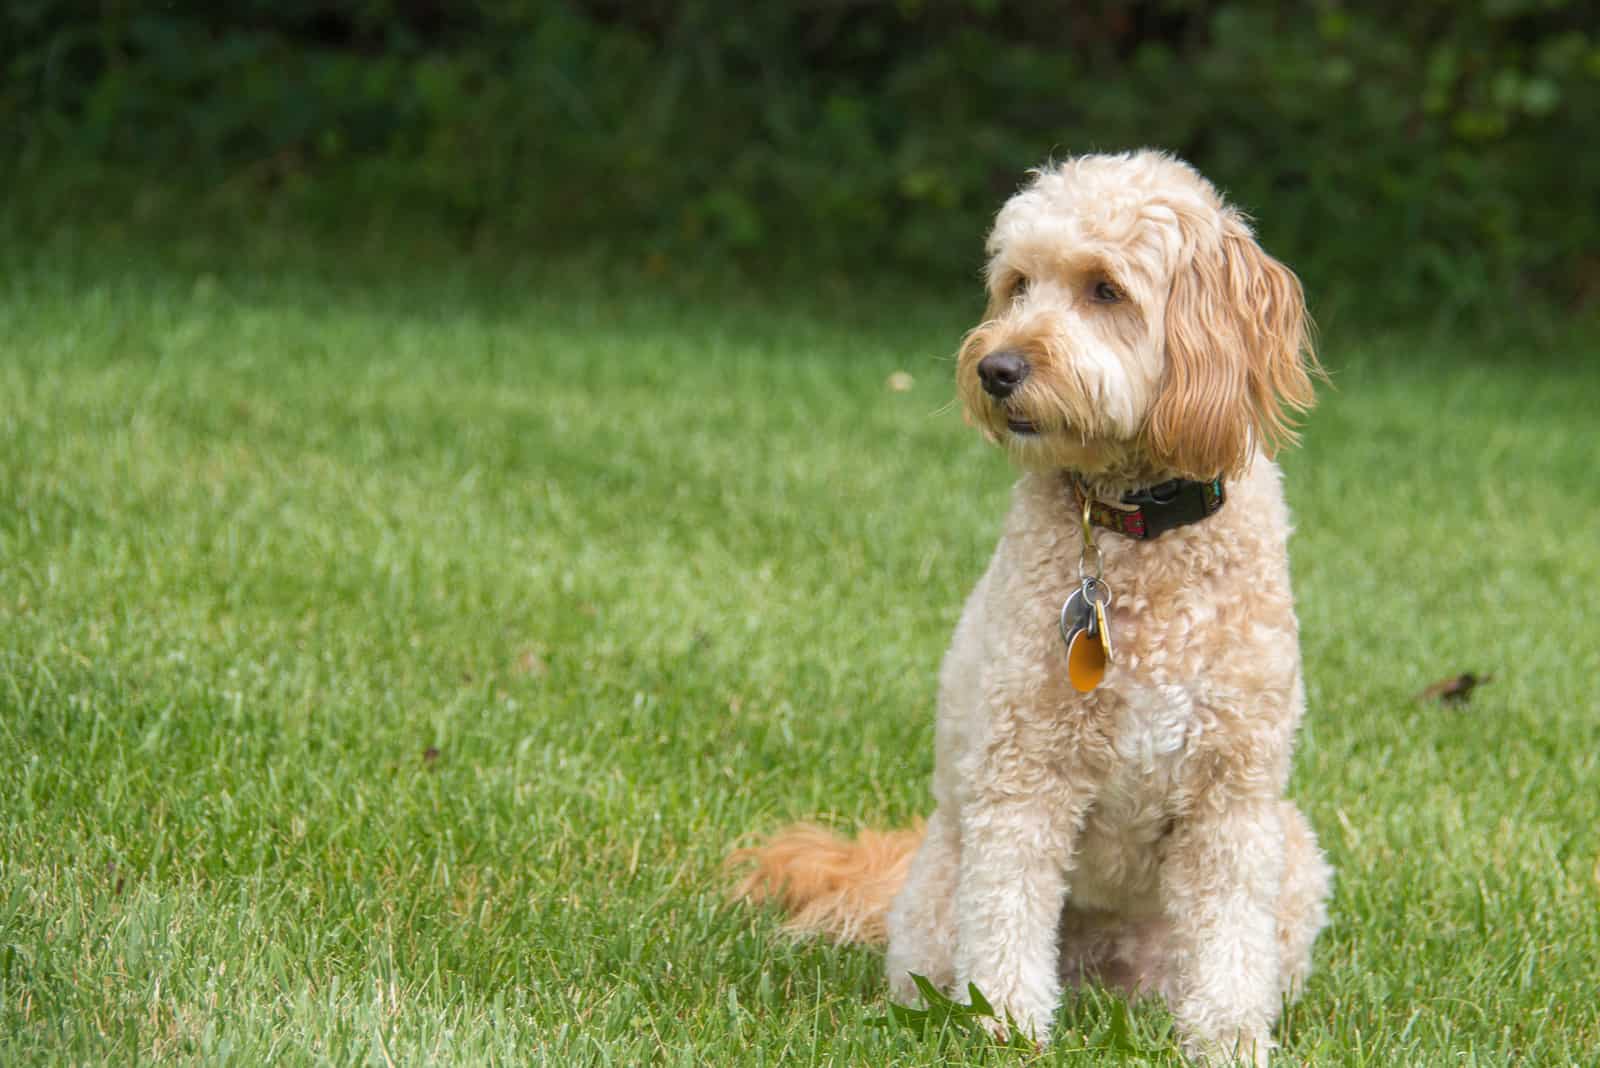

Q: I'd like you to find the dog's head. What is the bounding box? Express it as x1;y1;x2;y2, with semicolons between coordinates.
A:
957;151;1318;481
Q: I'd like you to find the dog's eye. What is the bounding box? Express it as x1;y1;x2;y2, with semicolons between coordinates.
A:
1011;276;1030;301
1092;281;1122;303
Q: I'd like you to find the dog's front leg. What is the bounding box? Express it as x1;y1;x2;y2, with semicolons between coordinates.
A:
953;788;1087;1044
1161;799;1287;1066
885;807;961;1003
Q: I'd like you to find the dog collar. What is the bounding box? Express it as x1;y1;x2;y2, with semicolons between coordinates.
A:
1075;477;1225;540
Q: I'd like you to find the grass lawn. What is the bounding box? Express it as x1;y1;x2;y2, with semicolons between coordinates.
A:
3;225;1598;1066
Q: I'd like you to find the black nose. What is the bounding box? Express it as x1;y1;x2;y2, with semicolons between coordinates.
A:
977;349;1030;399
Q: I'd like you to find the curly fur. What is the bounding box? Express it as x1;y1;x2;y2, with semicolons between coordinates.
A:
731;150;1331;1066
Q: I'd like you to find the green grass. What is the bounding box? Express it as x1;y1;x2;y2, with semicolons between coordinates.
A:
2;226;1598;1066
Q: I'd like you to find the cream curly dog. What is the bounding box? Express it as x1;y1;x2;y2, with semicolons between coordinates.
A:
733;150;1331;1065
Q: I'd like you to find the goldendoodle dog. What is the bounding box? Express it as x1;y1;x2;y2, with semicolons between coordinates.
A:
732;150;1331;1065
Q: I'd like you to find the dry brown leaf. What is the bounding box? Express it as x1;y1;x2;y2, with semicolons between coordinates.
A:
1416;672;1492;705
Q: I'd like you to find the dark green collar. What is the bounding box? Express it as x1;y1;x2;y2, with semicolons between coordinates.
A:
1078;477;1225;540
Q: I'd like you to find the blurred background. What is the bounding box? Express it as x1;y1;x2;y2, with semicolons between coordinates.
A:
4;0;1597;317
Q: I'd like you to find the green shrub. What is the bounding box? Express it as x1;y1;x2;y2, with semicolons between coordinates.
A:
4;1;1596;311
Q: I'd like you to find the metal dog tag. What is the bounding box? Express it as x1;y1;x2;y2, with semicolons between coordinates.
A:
1060;578;1113;693
1059;586;1093;648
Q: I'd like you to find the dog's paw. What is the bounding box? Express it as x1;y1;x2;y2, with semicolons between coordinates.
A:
886;969;928;1007
977;1010;1016;1044
957;977;1052;1047
1182;1029;1273;1067
971;1005;1046;1049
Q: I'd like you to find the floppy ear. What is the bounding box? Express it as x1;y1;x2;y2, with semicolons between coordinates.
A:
1144;214;1319;479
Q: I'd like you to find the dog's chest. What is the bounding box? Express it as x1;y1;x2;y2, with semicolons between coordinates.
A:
1106;681;1191;772
1069;682;1194;911
1090;681;1193;829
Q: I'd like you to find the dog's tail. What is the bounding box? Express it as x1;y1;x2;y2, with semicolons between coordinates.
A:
727;822;925;945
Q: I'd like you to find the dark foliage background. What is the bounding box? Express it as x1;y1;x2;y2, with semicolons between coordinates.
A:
5;1;1597;312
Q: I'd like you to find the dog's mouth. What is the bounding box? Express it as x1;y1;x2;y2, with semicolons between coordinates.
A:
1005;415;1040;436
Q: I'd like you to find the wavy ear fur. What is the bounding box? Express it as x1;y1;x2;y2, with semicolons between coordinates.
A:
1145;212;1319;479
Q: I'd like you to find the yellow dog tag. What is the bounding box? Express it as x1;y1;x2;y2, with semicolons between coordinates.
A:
1060;576;1114;693
1067;626;1106;692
